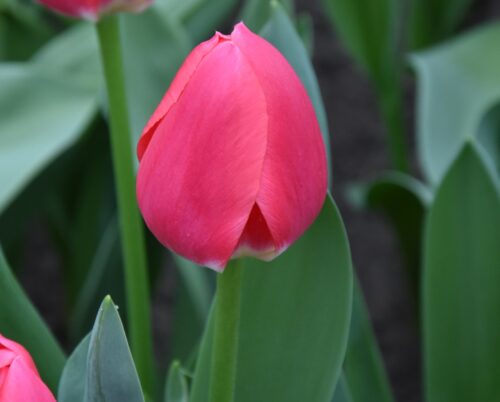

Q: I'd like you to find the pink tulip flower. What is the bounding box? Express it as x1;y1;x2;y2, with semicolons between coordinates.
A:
137;23;328;271
0;334;56;402
37;0;152;20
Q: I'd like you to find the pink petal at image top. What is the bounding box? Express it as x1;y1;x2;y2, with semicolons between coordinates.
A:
37;0;152;20
136;22;328;272
0;335;56;402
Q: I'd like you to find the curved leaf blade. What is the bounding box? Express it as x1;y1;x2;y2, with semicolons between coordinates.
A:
191;196;353;402
0;247;65;392
343;281;395;402
423;143;500;402
411;22;500;185
165;361;189;402
58;335;91;402
84;296;145;402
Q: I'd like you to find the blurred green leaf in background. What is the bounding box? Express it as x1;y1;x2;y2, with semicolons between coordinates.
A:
423;143;500;402
411;22;500;186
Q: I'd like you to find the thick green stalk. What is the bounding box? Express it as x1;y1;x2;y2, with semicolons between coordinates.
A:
209;260;244;402
95;16;154;396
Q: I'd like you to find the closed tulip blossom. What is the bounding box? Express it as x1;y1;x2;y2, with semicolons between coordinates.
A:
137;23;328;271
0;335;55;402
37;0;151;20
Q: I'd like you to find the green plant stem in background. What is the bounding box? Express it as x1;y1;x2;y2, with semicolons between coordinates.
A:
209;260;244;402
377;84;409;172
95;16;154;396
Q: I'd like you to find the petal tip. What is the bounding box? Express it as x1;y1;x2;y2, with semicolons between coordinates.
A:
232;21;250;35
204;260;226;272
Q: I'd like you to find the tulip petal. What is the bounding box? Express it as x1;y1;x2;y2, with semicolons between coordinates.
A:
0;335;37;374
37;0;101;19
0;351;14;369
137;41;269;270
0;358;55;402
137;33;228;161
38;0;151;19
231;23;328;253
234;204;276;260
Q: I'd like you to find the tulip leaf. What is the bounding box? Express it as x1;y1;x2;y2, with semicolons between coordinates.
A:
164;361;189;402
171;255;213;362
190;196;353;402
411;22;500;186
342;281;395;402
260;2;332;182
178;0;239;43
69;217;124;342
58;335;91;402
331;374;353;402
0;0;54;61
157;0;239;42
477;102;500;177
84;296;145;402
351;172;431;300
320;0;398;95
0;24;101;214
423;143;500;402
240;0;294;32
0;247;65;392
409;0;474;49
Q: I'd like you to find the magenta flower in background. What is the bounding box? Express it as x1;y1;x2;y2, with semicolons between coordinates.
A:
37;0;152;20
0;335;56;402
136;22;328;271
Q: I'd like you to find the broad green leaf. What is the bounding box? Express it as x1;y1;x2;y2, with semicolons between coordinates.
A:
320;0;408;171
32;24;101;87
179;0;239;43
155;0;238;42
320;0;398;94
58;335;91;402
0;247;65;392
477;102;500;177
84;296;145;402
0;0;55;61
66;140;111;306
352;172;431;298
332;374;353;402
411;22;500;185
69;217;123;342
423;143;500;402
171;256;213;362
343;281;395;402
191;196;353;402
409;0;474;49
122;8;191;146
240;0;293;32
156;0;201;20
0;24;101;214
165;361;189;402
260;2;332;181
296;12;314;56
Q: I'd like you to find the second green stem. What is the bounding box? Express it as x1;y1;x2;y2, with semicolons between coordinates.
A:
209;260;244;402
96;15;155;396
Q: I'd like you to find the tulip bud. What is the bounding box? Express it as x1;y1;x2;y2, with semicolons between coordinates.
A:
37;0;152;20
0;335;56;402
137;23;328;271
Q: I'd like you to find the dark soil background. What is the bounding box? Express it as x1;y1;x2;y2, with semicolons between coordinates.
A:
15;1;500;402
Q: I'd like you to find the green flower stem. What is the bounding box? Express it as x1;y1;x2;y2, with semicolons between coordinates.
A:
209;260;244;402
95;15;154;396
